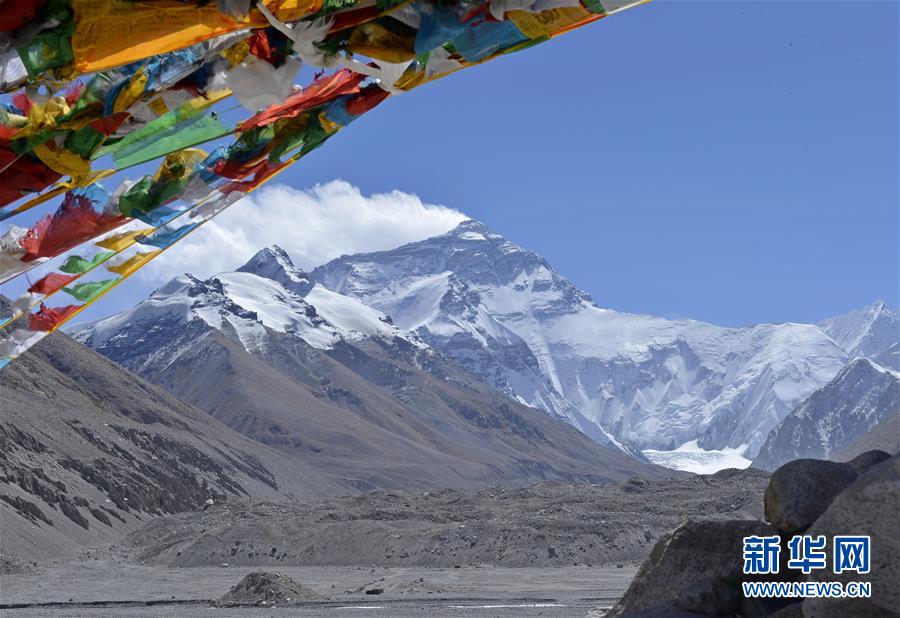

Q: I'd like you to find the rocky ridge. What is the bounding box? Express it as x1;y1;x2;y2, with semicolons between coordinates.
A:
753;358;899;470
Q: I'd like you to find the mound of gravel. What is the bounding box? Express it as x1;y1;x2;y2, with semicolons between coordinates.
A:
215;571;327;607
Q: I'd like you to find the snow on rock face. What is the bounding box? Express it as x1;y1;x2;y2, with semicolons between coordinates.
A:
305;283;422;345
76;271;339;368
873;343;900;371
819;300;899;360
76;249;419;370
310;220;856;460
236;245;312;295
752;358;900;470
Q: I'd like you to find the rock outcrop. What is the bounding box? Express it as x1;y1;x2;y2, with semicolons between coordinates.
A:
605;520;776;616
602;452;899;617
763;459;858;533
845;449;892;475
805;455;899;616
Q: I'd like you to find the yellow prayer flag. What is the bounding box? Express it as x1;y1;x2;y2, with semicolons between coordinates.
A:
106;250;161;276
112;69;150;114
32;143;92;184
153;148;207;182
70;0;324;74
508;7;596;39
95;229;144;252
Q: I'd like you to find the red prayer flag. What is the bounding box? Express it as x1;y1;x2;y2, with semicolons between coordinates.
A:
0;0;45;32
0;154;62;208
27;272;78;295
29;304;83;331
239;70;365;131
220;160;289;194
19;192;126;262
345;85;390;116
247;30;274;63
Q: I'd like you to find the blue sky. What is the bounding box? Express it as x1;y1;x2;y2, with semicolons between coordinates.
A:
279;0;898;327
6;0;899;328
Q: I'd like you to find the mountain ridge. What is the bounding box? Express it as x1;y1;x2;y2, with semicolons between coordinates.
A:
75;251;672;487
308;220;884;459
819;298;898;360
753;357;900;470
75;218;897;469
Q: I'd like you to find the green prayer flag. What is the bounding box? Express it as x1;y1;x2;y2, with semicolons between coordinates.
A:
59;251;116;274
15;0;74;78
323;0;358;13
98;108;229;169
581;0;608;14
117;175;189;218
117;176;155;217
65;125;106;159
62;279;118;303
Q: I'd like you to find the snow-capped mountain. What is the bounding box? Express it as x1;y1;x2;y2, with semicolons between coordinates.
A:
77;247;418;375
310;220;860;459
74;248;670;487
753;358;900;470
236;245;313;295
75;220;897;470
872;343;900;371
819;300;898;360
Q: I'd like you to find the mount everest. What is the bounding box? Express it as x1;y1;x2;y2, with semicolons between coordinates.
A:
309;220;897;458
76;220;898;470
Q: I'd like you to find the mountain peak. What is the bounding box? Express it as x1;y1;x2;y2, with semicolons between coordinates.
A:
444;219;512;244
819;299;899;359
868;298;892;316
450;219;495;235
237;245;311;295
238;245;295;271
753;350;900;470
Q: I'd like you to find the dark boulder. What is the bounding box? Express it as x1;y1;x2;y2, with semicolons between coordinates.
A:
605;520;776;617
764;459;857;533
845;450;892;475
805;456;899;617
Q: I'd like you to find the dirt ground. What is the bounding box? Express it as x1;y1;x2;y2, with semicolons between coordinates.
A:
0;561;636;617
124;470;769;570
1;469;771;616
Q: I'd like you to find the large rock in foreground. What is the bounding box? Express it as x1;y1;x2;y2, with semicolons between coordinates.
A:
216;571;327;607
764;459;857;533
605;520;776;617
805;455;899;617
845;449;892;475
602;452;898;618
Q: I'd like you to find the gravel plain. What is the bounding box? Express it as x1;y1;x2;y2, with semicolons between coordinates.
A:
1;561;636;617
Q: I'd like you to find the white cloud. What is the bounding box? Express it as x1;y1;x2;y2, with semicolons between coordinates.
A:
141;180;467;281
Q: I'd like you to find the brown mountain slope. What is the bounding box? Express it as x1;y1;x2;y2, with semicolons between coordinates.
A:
100;316;675;490
0;332;348;564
